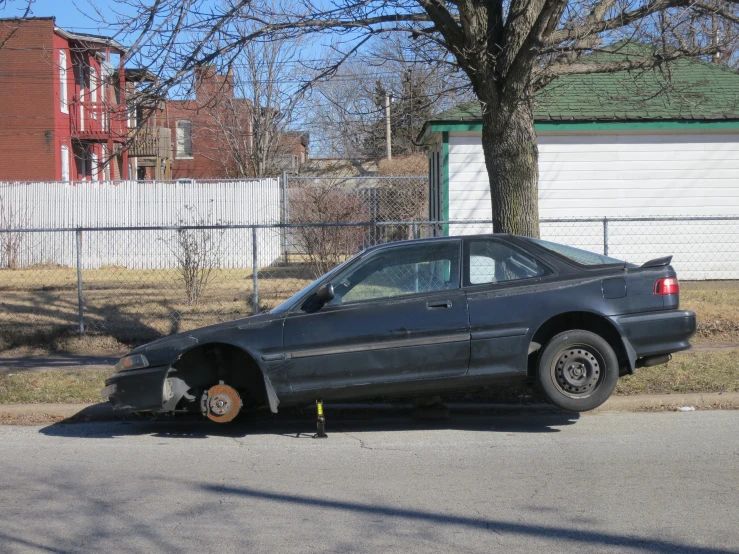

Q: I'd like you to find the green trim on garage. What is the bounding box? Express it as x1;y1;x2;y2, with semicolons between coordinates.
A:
442;131;449;237
423;119;739;139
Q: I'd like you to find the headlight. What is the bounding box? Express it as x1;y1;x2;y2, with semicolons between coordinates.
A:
115;354;149;372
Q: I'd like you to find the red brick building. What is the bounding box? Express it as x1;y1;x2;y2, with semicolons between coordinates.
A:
167;67;310;179
167;67;244;179
0;17;129;181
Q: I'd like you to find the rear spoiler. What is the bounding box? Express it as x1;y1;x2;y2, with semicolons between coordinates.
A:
641;255;673;268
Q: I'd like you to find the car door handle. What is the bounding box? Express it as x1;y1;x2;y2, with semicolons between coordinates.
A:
427;300;452;309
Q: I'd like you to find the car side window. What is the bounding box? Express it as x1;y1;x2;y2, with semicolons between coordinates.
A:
328;241;460;305
467;240;549;286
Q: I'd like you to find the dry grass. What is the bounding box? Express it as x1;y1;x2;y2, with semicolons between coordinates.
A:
681;281;739;339
1;265;738;357
378;154;429;176
0;348;735;406
0;265;315;353
0;369;113;404
616;348;739;395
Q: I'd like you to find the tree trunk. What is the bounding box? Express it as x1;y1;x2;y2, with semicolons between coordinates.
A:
480;98;540;238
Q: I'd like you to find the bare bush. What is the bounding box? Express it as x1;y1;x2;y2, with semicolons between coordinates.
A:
0;195;32;270
378;154;429;177
167;207;225;305
290;185;368;278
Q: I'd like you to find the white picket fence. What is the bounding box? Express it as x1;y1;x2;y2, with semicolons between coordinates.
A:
0;179;282;269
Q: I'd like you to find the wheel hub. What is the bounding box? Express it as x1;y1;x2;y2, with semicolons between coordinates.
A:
553;347;602;396
206;384;242;423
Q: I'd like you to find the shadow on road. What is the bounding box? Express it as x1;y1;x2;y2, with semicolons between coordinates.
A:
39;403;580;439
186;483;738;554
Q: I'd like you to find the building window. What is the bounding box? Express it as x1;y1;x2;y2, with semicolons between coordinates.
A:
176;120;193;158
90;67;97;103
59;50;68;114
91;151;99;181
61;145;70;181
102;145;110;180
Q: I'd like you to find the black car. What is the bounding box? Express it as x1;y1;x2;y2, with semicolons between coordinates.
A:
102;234;696;422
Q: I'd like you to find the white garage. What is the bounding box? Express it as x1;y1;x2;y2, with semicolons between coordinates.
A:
421;57;739;279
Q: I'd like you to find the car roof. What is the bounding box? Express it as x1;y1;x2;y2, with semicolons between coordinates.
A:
363;233;516;254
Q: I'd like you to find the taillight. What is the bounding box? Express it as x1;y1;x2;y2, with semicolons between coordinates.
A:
654;277;679;295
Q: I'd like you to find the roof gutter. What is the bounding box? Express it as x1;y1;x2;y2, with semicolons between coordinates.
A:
54;26;128;54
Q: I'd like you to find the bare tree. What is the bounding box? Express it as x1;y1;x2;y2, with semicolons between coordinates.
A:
0;195;32;270
290;184;368;277
305;62;379;159
306;38;473;159
199;31;309;177
107;0;739;236
166;206;225;306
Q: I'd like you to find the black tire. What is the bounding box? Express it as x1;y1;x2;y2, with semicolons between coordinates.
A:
537;330;619;412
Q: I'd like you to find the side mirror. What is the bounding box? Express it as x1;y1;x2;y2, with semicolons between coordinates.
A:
315;283;335;305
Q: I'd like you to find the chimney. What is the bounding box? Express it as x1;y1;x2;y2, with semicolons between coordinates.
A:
194;65;234;102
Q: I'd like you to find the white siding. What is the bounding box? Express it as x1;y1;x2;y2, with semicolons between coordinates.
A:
446;131;739;278
448;132;739;220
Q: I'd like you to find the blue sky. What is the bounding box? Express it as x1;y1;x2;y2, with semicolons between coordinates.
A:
1;0;122;33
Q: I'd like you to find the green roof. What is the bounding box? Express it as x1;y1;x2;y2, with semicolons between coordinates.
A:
432;52;739;124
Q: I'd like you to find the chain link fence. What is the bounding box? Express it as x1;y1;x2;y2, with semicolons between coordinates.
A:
1;216;739;349
284;175;429;252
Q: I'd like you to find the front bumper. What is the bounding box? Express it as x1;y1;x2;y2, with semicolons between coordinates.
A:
611;309;697;359
102;366;170;412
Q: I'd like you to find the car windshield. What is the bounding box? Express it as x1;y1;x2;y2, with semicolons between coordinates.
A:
270;254;361;314
527;238;624;266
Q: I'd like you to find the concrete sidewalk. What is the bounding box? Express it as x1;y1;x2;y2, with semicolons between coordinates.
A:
1;392;737;423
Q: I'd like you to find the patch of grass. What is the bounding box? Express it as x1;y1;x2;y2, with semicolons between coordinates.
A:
616;348;739;395
681;281;739;335
0;369;114;404
0;265;316;353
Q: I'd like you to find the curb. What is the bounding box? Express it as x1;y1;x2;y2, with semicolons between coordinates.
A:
1;392;738;423
593;391;739;412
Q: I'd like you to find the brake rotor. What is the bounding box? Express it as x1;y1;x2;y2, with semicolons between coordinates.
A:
206;384;242;423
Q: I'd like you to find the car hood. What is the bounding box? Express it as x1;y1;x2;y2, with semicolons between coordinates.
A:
125;311;283;366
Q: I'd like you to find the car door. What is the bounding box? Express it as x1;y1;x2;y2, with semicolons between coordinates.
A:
463;237;553;378
283;239;470;393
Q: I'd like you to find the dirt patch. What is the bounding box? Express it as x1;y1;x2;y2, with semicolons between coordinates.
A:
688;341;739;353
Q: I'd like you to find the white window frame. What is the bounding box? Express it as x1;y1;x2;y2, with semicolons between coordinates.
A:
90;67;98;120
176;120;193;159
61;145;70;181
59;50;68;114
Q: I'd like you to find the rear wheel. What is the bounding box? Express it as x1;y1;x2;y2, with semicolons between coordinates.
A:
537;330;619;412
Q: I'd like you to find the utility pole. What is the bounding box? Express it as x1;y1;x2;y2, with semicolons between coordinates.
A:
408;68;413;153
385;93;392;160
712;0;720;63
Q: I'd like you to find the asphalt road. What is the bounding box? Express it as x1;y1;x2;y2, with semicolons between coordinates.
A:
1;410;738;553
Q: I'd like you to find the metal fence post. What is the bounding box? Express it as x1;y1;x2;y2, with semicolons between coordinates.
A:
281;171;289;265
252;226;259;315
412;222;419;240
75;228;84;334
603;217;609;257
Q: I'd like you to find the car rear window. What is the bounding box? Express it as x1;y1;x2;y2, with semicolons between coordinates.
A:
528;238;624;266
